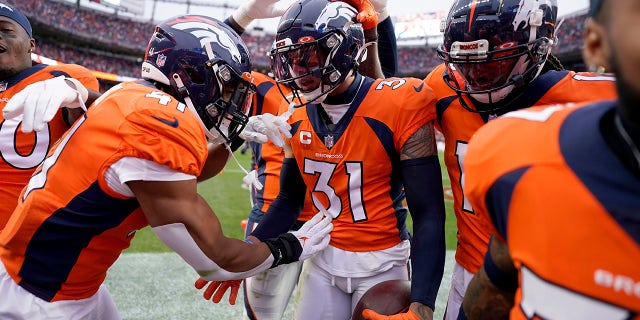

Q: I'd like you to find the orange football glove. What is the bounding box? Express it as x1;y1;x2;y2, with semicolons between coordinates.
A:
194;277;243;305
336;0;379;30
362;309;421;320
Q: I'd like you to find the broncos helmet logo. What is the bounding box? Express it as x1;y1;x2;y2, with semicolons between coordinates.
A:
315;2;357;32
171;21;243;64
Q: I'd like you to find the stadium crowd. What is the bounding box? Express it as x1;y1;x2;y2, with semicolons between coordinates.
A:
6;0;589;81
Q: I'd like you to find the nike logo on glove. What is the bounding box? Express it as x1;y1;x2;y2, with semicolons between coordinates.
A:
151;115;179;128
413;83;425;92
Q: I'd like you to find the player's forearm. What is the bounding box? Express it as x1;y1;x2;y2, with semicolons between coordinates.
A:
401;155;446;307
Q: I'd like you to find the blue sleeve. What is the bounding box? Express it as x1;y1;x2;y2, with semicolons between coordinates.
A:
250;157;307;240
377;16;398;78
224;17;245;36
401;156;446;310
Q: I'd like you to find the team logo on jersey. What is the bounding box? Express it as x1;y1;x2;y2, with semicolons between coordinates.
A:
324;134;334;149
315;2;357;31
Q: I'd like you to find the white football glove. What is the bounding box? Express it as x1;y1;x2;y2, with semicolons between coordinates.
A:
371;0;389;21
232;0;293;30
239;113;292;148
290;212;333;261
3;76;88;133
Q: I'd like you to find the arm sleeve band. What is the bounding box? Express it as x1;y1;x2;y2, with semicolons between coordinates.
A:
250;157;307;240
152;223;274;280
483;239;518;293
401;155;446;310
376;16;398;78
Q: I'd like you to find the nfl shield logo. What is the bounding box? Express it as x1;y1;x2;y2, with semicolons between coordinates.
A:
156;54;167;67
324;135;334;148
0;82;7;92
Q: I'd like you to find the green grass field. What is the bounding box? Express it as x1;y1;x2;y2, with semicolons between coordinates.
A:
124;150;457;253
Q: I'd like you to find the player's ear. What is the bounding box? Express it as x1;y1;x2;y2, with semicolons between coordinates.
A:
582;18;611;73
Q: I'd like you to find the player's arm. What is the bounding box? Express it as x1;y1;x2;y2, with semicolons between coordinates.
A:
62;82;101;126
249;141;307;241
460;235;516;320
401;121;446;319
365;121;445;320
128;176;331;280
2;76;99;133
198;143;231;182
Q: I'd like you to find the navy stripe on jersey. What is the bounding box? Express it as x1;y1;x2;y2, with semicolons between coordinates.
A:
6;64;47;89
253;80;275;116
435;95;458;126
363;116;408;238
306;76;374;147
505;70;569;112
560;102;640;245
486;166;530;240
18;181;139;301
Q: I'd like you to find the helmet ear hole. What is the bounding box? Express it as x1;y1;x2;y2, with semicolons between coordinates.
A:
183;65;205;84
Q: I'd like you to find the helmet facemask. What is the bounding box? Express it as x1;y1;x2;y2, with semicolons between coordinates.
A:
169;42;254;144
271;31;348;105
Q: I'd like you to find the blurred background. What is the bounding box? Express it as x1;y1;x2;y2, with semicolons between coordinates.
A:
12;0;589;93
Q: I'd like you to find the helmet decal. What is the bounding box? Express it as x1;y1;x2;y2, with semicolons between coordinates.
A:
170;20;243;64
316;2;357;32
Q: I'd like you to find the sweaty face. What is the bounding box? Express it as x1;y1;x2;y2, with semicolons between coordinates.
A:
0;17;33;78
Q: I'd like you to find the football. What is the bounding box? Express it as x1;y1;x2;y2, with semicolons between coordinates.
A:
351;280;412;320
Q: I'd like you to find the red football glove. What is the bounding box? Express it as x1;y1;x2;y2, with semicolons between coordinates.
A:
336;0;379;30
362;309;421;320
194;277;243;305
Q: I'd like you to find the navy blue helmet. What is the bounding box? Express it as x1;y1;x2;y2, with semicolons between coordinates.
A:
269;0;366;105
142;15;255;143
437;0;558;111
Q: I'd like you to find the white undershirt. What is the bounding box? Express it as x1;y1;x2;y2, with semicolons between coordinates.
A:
104;157;196;197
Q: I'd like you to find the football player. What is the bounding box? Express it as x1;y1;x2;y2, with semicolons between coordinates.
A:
0;3;100;228
460;0;639;318
193;0;401;318
387;1;618;319
0;15;332;319
240;0;447;319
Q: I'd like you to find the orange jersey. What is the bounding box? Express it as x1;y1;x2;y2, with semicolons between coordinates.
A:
464;101;640;319
248;72;314;221
0;81;208;302
0;64;99;226
288;75;437;251
425;63;618;273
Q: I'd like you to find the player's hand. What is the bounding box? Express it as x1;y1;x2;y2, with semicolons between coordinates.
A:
239;113;292;148
362;309;420;320
232;0;291;29
338;0;379;30
3;76;89;133
194;277;242;305
290;212;333;261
